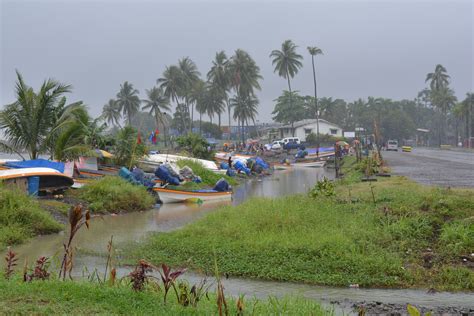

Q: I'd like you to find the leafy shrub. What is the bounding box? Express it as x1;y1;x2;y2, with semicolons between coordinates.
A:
309;177;335;197
176;133;213;160
79;177;155;213
0;186;62;247
113;126;148;167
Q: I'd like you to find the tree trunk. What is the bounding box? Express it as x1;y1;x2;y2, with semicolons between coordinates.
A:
311;55;320;154
199;112;202;136
287;72;294;137
227;98;231;141
191;102;194;133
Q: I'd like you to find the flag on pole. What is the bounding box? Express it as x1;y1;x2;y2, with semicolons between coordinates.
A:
149;131;154;143
137;132;142;144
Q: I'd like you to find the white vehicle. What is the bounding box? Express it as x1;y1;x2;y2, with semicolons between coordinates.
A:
387;140;399;151
281;137;301;145
271;140;283;150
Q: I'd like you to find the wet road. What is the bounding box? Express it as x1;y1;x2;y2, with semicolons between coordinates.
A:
384;148;474;187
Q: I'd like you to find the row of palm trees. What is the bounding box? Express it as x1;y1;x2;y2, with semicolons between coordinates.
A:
102;41;324;143
102;50;263;142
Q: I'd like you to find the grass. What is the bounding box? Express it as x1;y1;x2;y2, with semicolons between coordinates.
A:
134;160;474;291
176;159;238;187
0;278;331;315
0;185;63;247
78;176;155;214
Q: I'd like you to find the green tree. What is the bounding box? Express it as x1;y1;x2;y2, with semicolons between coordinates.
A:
431;87;457;145
158;65;186;133
0;71;72;159
116;81;141;126
425;64;450;91
207;51;231;131
142;86;171;145
270;40;303;136
228;49;263;98
230;94;258;143
101;99;122;128
272;90;305;124
178;57;201;131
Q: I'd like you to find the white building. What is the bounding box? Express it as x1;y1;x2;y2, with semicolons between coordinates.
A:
278;119;343;141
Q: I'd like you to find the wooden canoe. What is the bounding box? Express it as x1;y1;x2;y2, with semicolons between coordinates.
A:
153;187;232;204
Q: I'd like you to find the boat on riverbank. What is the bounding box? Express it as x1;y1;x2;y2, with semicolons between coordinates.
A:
153;187;232;203
273;160;326;170
0;167;74;192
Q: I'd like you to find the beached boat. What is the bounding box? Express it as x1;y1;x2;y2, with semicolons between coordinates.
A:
294;160;326;168
0;167;74;192
139;154;224;174
153;187;232;204
214;152;253;164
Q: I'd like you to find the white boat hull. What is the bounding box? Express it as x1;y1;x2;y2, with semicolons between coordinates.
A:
293;161;326;168
154;187;232;204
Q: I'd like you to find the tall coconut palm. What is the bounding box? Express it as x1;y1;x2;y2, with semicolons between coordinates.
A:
158;65;186;133
116;81;141;126
230;94;258;143
426;64;450;91
0;71;72;159
101;99;122;127
206;85;226;126
208;51;231;132
228;49;263;98
307;46;323;150
142;86;171;145
178;57;200;131
270;40;303;136
431;87;457;145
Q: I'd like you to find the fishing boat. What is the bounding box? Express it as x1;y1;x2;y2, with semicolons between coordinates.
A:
214;152;253;164
294;160;326;168
153;187;232;204
0;167;74;192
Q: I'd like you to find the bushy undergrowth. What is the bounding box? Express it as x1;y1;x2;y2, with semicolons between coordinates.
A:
176;159;237;187
78;176;155;213
135;174;474;290
0;186;62;247
0;278;330;315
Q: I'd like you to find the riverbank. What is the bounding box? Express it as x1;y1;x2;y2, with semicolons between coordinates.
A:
133;159;474;291
0;176;155;248
0;277;330;315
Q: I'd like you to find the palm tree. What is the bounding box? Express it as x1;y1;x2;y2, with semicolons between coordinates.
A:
228;49;263;98
116;81;141;126
158;65;186;133
208;51;231;133
463;93;474;147
178;57;200;132
101;99;122;127
307;46;323;150
230;94;258;143
270;40;303;136
0;71;71;159
142;86;171;145
431;87;457;145
426;64;450;91
206;85;226;126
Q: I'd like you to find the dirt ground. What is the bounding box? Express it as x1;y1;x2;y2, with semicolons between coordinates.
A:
383;148;474;188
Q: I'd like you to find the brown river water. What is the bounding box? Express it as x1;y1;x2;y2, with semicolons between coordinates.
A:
2;163;474;314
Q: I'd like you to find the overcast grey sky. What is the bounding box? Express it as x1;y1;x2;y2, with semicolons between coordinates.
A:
1;0;472;123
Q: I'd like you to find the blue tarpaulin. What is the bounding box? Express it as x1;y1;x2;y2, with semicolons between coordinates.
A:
6;159;65;173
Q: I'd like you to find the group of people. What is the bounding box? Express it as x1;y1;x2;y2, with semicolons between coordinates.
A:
223;142;266;155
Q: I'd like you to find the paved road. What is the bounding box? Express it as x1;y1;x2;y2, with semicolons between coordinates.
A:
383;148;474;188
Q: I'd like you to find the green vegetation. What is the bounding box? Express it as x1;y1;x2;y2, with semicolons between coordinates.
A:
0;278;329;315
176;133;213;160
78;177;155;214
135;172;474;290
176;159;237;187
0;186;62;247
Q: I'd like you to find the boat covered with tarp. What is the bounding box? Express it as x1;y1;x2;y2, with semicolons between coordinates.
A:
0;167;74;194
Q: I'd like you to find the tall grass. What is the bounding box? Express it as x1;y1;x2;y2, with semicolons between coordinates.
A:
0;185;62;247
78;177;155;213
135;175;474;290
0;278;330;315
